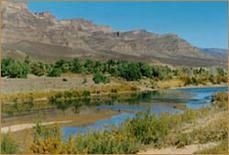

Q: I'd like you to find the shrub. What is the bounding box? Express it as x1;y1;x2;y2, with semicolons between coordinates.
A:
93;72;110;84
47;67;62;77
1;133;19;154
71;58;82;73
120;63;142;81
30;62;47;76
139;62;152;77
124;112;171;146
30;123;76;154
83;59;94;73
212;92;228;110
30;123;139;154
173;133;192;148
75;130;139;154
82;90;90;97
54;59;71;73
1;58;29;78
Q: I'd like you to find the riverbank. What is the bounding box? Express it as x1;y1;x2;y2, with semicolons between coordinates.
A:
31;92;228;154
1;108;118;127
1;120;72;134
1;109;119;153
1;75;226;104
139;142;220;154
1;89;227;154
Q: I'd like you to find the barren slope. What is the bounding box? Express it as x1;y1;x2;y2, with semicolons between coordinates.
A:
1;1;227;67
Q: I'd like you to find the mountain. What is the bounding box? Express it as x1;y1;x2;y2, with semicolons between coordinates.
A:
1;1;227;67
200;48;227;59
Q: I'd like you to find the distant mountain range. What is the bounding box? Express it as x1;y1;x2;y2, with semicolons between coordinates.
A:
1;1;227;67
200;48;227;58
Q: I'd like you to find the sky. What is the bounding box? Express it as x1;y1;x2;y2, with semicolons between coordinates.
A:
28;1;228;49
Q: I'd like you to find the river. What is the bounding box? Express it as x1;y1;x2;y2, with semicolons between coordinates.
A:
61;86;227;138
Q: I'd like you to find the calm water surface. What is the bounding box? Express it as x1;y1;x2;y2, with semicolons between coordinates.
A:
62;86;227;138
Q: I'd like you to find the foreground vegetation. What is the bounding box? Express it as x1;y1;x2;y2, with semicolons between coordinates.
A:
1;92;227;154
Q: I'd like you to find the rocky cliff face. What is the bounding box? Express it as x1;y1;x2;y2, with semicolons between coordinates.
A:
1;1;226;67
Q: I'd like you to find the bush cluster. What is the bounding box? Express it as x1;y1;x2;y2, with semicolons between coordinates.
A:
93;72;110;84
212;92;228;110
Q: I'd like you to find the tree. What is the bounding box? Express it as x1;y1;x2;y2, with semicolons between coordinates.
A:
1;58;14;77
139;62;152;77
6;60;29;78
151;66;171;80
48;67;62;77
54;59;70;73
120;63;142;81
93;72;110;84
83;59;94;73
30;62;47;76
70;58;82;73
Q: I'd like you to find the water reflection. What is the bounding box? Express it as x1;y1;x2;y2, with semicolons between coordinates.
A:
2;86;227;138
62;86;227;138
62;112;135;138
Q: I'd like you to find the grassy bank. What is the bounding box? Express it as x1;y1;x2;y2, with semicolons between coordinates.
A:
0;82;139;103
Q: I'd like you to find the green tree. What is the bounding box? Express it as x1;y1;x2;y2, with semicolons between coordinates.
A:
139;62;152;77
30;62;47;76
71;58;82;73
48;67;62;77
93;72;110;84
4;60;29;78
120;63;142;81
54;59;70;73
1;58;14;77
83;59;94;73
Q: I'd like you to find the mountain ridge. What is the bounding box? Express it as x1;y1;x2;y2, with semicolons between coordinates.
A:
1;1;227;67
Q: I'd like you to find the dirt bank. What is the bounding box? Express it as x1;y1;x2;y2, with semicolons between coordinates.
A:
138;142;220;154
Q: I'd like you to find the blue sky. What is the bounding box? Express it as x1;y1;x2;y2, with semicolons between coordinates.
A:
28;1;228;48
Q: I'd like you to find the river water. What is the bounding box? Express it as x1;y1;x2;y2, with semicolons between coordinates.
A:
62;86;227;138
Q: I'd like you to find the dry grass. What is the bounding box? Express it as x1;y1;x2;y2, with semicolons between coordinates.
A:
0;81;139;103
157;79;184;89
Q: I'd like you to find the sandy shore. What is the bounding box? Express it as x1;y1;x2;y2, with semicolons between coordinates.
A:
1;120;72;134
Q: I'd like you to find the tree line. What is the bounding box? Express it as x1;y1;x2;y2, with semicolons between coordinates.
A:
1;57;227;84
